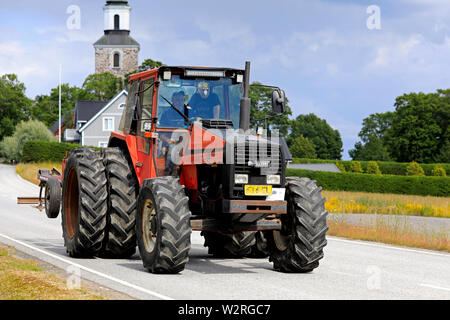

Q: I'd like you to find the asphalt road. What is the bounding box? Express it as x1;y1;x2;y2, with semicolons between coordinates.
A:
0;164;449;300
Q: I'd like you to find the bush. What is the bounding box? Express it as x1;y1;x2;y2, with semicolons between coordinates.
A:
21;140;82;163
0;136;20;160
286;169;450;197
366;161;381;175
335;162;346;173
349;161;363;173
0;120;55;160
406;162;425;176
431;166;447;177
292;158;450;176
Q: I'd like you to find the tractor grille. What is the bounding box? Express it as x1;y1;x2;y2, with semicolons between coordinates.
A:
234;141;282;176
230;139;284;198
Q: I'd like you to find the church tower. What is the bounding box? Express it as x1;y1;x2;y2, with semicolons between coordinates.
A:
94;0;140;78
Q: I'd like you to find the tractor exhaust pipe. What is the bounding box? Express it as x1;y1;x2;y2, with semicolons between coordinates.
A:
239;61;251;131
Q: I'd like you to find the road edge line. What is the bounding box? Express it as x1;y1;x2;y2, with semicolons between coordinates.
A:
0;232;174;300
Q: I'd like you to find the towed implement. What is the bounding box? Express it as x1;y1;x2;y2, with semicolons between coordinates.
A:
18;61;328;273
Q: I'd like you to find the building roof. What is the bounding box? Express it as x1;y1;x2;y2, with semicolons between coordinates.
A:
78;90;128;133
75;100;108;123
94;30;140;48
49;115;66;134
287;163;342;173
106;0;129;5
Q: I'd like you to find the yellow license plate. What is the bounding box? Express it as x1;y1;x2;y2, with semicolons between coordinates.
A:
244;185;273;196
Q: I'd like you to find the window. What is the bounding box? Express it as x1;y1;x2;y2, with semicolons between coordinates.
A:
98;141;108;148
114;14;120;30
103;117;114;131
118;103;125;109
113;53;120;68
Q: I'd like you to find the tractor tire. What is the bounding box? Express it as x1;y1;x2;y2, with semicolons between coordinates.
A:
45;178;61;219
202;231;256;258
249;231;269;258
136;177;192;274
61;148;108;257
101;148;138;258
267;177;328;273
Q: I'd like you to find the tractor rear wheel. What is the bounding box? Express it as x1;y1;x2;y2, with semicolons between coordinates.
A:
202;231;256;258
136;177;191;274
61;148;108;257
267;177;328;273
249;231;269;258
101;148;138;258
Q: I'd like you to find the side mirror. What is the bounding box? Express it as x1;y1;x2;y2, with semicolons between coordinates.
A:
272;89;286;115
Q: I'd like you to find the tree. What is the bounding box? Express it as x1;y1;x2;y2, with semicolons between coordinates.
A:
384;91;449;163
0;74;33;140
349;138;391;161
349;112;393;161
288;113;343;160
31;84;92;128
289;135;317;159
139;58;165;71
249;82;292;137
82;72;123;101
124;58;166;86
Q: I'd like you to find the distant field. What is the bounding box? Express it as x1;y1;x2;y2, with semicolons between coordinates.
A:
328;214;449;252
323;190;449;218
16;162;62;185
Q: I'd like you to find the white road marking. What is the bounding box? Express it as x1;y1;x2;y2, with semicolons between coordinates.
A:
0;232;174;300
327;236;450;258
419;284;450;292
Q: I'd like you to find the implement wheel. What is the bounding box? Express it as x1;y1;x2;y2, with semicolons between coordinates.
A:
136;177;191;274
267;177;328;273
61;148;108;257
45;178;61;219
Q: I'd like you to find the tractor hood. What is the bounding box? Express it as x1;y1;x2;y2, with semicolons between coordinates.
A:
177;121;283;167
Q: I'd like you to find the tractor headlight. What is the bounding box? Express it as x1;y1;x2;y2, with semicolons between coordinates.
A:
267;175;281;185
234;174;249;185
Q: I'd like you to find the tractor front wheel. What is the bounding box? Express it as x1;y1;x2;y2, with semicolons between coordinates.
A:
136;177;192;274
267;177;328;273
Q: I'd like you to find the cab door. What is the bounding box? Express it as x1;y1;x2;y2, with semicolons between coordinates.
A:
135;75;157;181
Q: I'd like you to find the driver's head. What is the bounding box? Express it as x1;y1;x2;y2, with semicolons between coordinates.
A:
197;81;210;99
172;91;185;108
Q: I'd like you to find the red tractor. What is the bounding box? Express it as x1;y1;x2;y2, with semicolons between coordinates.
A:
36;62;328;274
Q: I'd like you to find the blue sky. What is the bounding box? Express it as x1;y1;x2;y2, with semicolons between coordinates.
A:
1;0;450;159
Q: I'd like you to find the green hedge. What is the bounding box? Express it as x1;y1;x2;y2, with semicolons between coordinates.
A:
21;140;83;163
292;158;450;177
286;168;450;197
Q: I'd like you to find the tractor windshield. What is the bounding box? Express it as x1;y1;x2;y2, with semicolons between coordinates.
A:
157;74;243;129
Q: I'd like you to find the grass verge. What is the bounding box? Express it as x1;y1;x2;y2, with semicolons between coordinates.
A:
327;214;449;252
0;245;103;300
16;162;62;185
323;190;449;218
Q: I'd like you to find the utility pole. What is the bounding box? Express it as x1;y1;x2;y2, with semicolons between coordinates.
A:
59;64;62;143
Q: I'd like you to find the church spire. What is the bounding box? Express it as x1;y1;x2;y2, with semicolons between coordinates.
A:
94;0;140;78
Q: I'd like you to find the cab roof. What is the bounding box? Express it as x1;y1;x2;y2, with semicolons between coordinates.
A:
128;65;245;82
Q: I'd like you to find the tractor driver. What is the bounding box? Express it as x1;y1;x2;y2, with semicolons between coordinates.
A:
159;90;188;127
188;81;220;119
